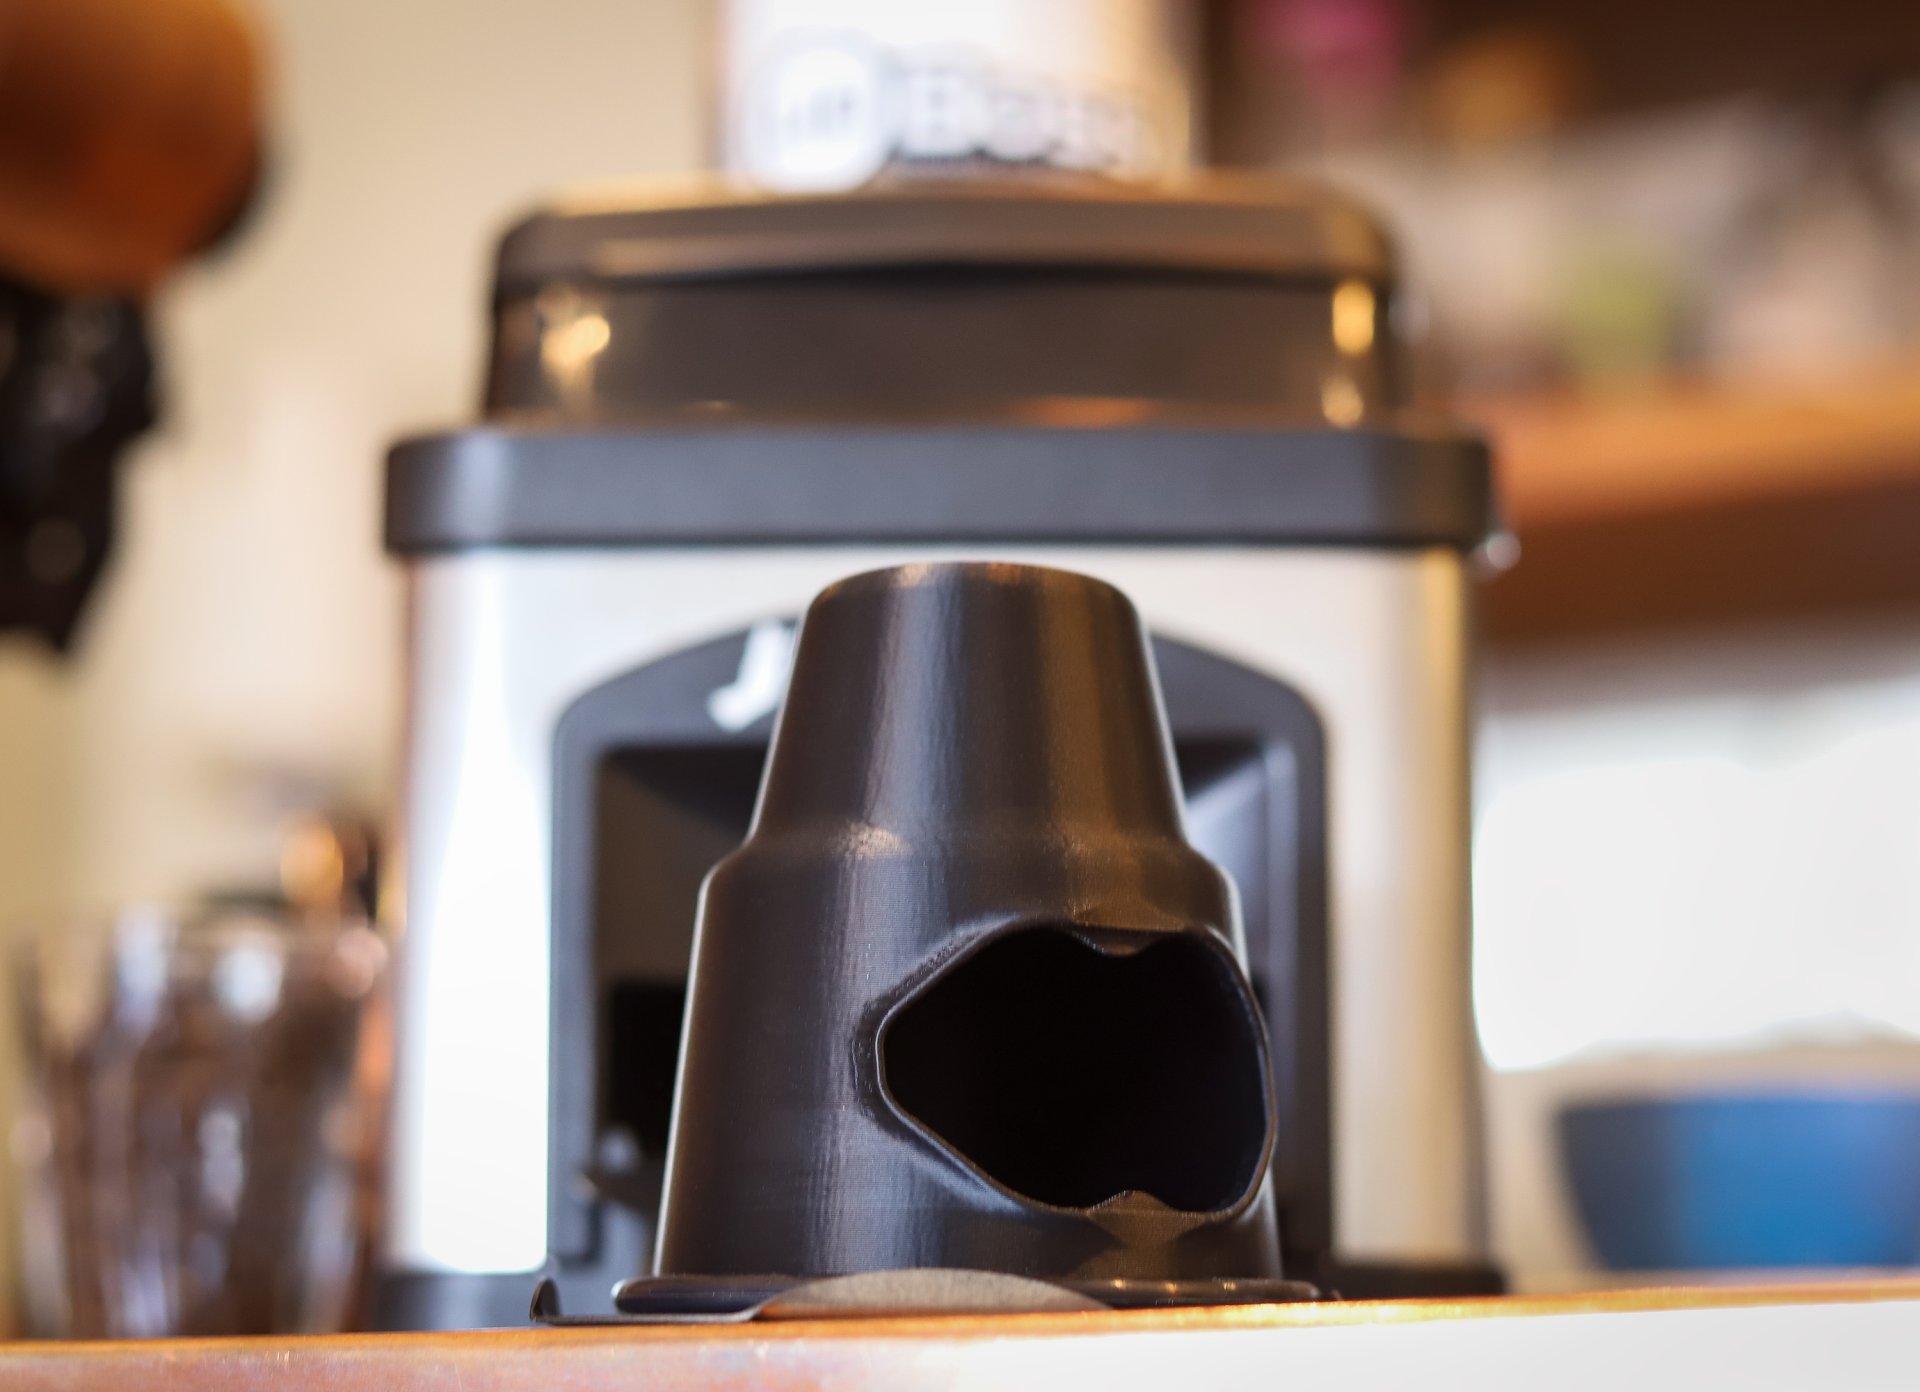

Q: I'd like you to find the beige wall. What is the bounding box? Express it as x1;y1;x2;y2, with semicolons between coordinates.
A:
0;659;74;930
0;0;707;1323
0;0;707;912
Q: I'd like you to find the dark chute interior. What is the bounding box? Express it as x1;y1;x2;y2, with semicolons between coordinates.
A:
882;928;1270;1213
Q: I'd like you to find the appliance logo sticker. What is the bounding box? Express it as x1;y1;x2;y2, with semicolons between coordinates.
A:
741;33;1153;193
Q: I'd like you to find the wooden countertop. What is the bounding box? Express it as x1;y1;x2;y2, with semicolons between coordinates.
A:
6;1278;1917;1390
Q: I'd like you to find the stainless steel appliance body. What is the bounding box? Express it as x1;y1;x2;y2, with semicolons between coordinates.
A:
375;179;1497;1326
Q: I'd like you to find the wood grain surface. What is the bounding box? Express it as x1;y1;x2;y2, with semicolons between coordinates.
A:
1469;357;1920;642
4;1279;1917;1391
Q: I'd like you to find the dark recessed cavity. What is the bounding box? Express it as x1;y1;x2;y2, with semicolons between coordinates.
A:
882;928;1270;1213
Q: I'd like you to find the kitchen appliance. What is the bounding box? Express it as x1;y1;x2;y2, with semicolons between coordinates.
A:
719;0;1196;192
376;176;1499;1327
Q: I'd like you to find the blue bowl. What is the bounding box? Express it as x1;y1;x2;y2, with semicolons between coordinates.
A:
1558;1091;1920;1270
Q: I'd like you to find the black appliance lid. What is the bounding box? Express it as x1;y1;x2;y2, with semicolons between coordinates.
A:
493;174;1397;292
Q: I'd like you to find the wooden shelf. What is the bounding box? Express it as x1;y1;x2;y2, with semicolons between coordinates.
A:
1471;357;1920;529
1461;357;1920;644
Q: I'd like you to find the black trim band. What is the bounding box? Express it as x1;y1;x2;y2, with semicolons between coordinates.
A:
369;1269;537;1331
384;423;1495;554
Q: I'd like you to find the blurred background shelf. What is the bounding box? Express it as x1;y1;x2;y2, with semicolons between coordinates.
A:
1472;356;1920;527
1466;358;1920;644
1202;0;1920;652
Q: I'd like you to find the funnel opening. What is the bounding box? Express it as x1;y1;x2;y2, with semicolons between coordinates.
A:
881;927;1271;1214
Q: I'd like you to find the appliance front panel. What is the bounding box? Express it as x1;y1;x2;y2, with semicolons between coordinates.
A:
386;544;1476;1275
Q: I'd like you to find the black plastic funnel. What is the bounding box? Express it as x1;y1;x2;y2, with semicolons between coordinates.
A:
653;562;1281;1281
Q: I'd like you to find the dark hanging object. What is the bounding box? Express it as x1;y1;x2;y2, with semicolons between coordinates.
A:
651;561;1283;1286
0;282;153;651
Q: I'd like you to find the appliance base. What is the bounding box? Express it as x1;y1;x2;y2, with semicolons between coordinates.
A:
533;1271;1327;1325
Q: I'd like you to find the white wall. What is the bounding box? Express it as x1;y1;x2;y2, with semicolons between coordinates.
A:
1476;619;1920;1285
